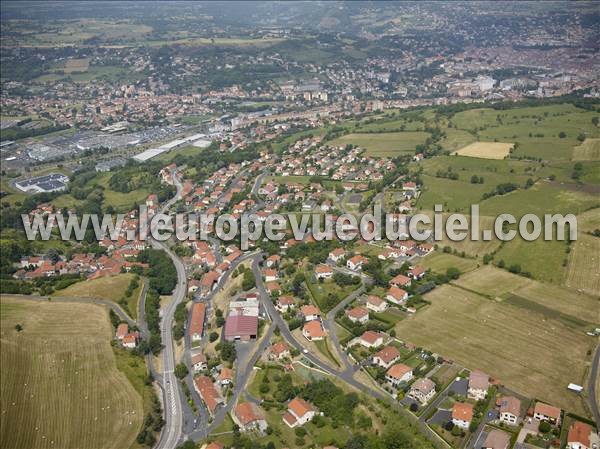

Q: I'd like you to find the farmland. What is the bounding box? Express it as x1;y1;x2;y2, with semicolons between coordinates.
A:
450;104;600;161
420;252;479;274
572;138;600;161
394;283;594;416
0;297;143;449
56;274;142;318
563;233;600;296
453;141;513;160
330;131;429;157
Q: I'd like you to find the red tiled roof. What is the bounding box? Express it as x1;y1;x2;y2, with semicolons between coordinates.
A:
189;302;206;337
452;403;474;422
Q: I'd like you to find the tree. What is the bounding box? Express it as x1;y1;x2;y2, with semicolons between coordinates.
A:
15;324;23;332
174;362;188;379
220;341;236;363
539;421;552;433
446;267;461;280
558;131;566;138
209;332;219;342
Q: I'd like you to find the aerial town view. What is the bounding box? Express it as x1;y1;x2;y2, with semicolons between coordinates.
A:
0;2;599;449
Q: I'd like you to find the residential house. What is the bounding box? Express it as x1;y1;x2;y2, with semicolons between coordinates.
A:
218;368;233;386
347;255;368;271
194;376;224;416
315;264;334;280
122;332;139;349
567;421;599;449
189;302;207;341
373;346;401;369
233;402;267;432
468;370;489;400
386;363;413;387
386;286;408;305
359;331;384;348
366;295;389;313
276;296;296;313
533;402;561;426
329;248;345;262
346;306;369;324
390;273;411;288
302;321;327;341
282;397;317;428
452;403;474;429
116;323;129;340
269;342;291;361
408;266;426;280
300;305;321;322
498;396;521;425
408;378;436;404
263;268;279;282
191;353;208;372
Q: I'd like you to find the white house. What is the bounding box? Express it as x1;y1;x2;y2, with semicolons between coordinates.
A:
498;396;521;426
468;370;489;400
366;295;389;313
386;286;408;305
315;264;333;280
386;363;413;387
452;403;474;429
282;397;317;428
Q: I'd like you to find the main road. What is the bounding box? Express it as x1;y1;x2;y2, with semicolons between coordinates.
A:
152;172;189;449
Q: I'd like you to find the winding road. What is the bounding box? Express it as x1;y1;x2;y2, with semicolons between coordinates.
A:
152;171;189;449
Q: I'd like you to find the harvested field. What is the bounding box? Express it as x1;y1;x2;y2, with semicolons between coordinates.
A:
0;297;143;449
453;141;513;160
572;138;600;161
394;285;593;416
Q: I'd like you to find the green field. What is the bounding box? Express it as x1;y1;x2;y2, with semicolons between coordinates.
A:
450;104;600;161
0;297;143;449
330;131;429;157
394;283;594;416
420;252;479;274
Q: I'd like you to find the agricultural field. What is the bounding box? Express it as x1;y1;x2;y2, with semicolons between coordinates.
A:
455;265;598;327
493;237;570;284
450;104;600;161
440;129;477;152
572;138;600;161
453;265;532;298
563;233;600;296
420;252;479;274
394;283;594;416
56;274;142;318
453;141;513;160
0;297;143;449
330;131;429;157
63;58;90;73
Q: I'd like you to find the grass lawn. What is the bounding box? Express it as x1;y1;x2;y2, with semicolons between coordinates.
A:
0;296;143;449
420;252;479;274
330;132;429;157
304;275;359;313
55;274;141;318
394;284;594;416
314;339;341;367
